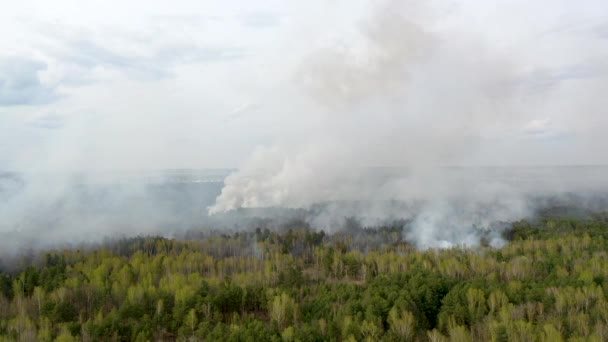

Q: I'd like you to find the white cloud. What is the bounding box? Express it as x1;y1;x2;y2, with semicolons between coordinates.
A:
523;118;552;135
0;58;58;105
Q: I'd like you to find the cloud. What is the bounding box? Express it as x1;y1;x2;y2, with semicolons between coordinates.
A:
60;39;246;82
523;118;552;135
515;63;604;93
28;113;65;129
0;58;59;106
239;12;281;29
224;102;261;122
594;22;608;39
521;118;574;144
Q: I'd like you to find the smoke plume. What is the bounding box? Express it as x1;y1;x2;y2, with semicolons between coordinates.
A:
209;0;608;248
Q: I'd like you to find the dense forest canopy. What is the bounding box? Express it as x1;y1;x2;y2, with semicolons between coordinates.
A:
2;214;608;341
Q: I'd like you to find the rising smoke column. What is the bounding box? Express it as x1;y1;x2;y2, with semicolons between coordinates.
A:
209;0;605;248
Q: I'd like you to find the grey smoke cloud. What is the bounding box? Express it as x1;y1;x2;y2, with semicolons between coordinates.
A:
211;0;513;210
209;0;608;248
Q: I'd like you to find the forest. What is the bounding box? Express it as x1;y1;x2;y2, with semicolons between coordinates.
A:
2;214;608;341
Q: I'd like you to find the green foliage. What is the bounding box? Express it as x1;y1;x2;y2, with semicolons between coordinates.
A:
0;272;11;299
213;282;244;315
1;217;608;340
40;254;67;292
278;263;305;287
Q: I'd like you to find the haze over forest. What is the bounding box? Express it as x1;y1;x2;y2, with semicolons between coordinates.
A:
2;0;608;251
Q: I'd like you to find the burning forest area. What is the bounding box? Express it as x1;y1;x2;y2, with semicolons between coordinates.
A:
2;0;608;340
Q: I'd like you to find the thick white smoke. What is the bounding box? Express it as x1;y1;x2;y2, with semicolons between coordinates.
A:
209;0;608;248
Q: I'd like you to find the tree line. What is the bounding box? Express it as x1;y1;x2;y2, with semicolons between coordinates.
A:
1;216;608;341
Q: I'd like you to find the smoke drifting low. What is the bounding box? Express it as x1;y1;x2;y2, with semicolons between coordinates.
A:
0;171;225;255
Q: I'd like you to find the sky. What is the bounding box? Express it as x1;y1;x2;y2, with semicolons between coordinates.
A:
1;0;608;172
